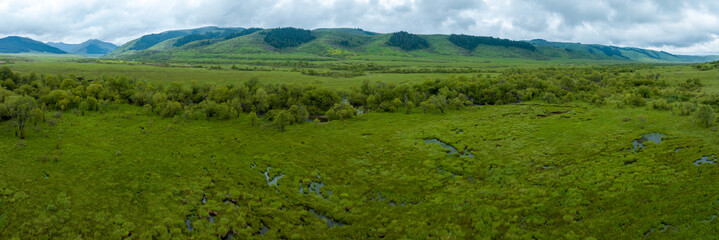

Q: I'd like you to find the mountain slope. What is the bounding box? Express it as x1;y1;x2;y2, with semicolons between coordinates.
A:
0;36;66;54
73;39;118;55
528;39;719;63
107;27;245;57
48;39;118;56
105;27;719;63
46;42;78;52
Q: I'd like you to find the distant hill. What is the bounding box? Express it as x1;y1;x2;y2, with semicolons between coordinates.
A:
107;26;246;57
47;39;117;56
0;36;66;54
105;26;719;63
527;39;719;63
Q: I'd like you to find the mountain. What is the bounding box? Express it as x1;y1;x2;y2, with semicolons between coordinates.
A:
107;26;246;57
45;42;77;52
527;39;719;63
47;39;118;56
0;36;66;54
105;27;719;63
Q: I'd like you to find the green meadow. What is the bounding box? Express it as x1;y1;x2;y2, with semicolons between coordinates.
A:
1;53;719;239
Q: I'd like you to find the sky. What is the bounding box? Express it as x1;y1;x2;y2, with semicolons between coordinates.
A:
1;0;718;55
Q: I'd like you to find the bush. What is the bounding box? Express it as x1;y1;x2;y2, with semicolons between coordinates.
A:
623;94;646;107
695;104;716;127
326;102;357;120
651;99;671;111
673;102;695;116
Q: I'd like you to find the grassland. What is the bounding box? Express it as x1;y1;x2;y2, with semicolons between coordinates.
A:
1;54;719;239
2;54;629;90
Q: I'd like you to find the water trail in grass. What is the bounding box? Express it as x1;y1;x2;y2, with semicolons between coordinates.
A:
425;139;473;158
309;209;345;228
694;155;718;166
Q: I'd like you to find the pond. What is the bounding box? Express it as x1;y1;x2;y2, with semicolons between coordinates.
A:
425;139;473;158
631;133;667;152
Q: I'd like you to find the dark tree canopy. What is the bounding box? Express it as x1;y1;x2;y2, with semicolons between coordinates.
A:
449;34;536;51
173;32;222;47
263;28;316;49
386;31;430;51
130;32;187;51
173;28;263;47
223;28;262;40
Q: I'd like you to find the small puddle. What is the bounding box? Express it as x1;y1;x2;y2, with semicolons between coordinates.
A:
300;181;331;199
694;155;718;166
224;199;240;208
185;215;195;231
202;195;207;204
370;192;418;207
309;209;345;228
209;215;215;224
438;167;456;178
425;139;473;158
371;192;387;202
264;167;285;187
631;133;667;152
259;225;269;235
223;231;234;240
643;222;671;238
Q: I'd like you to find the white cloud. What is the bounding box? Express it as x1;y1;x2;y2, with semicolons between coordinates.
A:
0;0;717;55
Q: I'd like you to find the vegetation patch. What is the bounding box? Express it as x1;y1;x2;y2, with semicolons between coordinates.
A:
386;31;429;51
449;34;536;51
263;27;316;49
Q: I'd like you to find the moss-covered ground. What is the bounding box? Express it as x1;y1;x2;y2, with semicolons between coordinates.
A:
2;101;719;239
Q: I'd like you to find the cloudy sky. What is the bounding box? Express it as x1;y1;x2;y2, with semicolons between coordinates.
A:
1;0;718;55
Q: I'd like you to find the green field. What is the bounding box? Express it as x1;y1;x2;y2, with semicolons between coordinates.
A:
1;54;719;239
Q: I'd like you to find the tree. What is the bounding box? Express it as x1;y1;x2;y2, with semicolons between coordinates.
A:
636;114;648;129
249;111;259;127
695;104;716;128
6;95;37;139
272;110;292;131
429;94;448;113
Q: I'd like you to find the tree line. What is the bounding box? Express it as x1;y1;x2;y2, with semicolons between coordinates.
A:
449;34;536;51
0;65;714;138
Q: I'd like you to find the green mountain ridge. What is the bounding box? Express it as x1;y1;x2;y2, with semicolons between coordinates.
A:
103;27;719;63
47;39;118;56
0;36;67;54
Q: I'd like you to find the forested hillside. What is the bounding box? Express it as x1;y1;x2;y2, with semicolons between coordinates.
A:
449;34;535;51
101;27;719;63
386;31;430;51
263;27;316;49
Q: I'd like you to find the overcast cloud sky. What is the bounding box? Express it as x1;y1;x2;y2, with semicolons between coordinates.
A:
1;0;718;55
